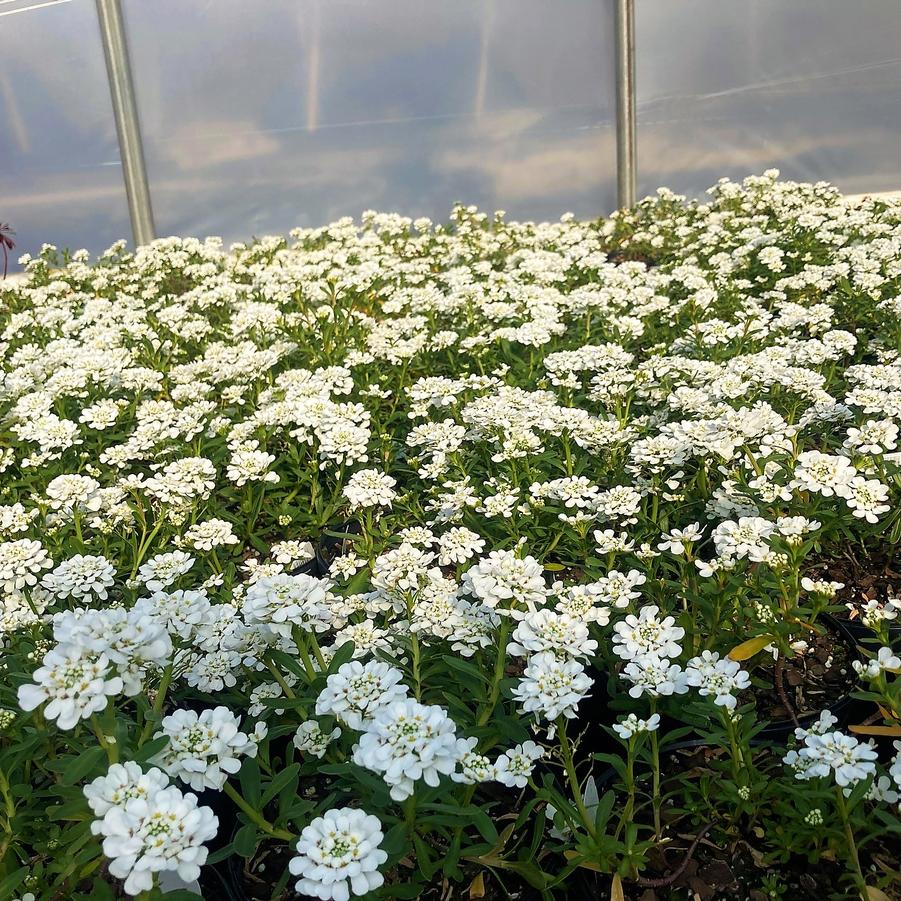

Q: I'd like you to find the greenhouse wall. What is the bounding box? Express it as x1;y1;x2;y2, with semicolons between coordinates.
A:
636;0;901;200
2;0;901;266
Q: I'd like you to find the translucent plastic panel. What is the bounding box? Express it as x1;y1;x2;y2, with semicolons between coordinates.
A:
122;0;616;242
0;0;130;268
636;0;901;200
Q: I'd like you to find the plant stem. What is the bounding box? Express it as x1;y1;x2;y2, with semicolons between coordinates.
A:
410;631;422;700
223;782;294;841
90;715;119;765
615;737;637;842
403;795;418;841
308;632;328;671
557;717;596;838
292;627;318;682
649;701;662;838
477;618;511;728
266;660;297;700
138;661;173;746
835;786;867;897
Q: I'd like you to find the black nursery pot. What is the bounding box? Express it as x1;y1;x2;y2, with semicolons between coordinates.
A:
836;616;901;648
752;613;866;744
288;553;318;578
315;520;362;576
198;791;247;901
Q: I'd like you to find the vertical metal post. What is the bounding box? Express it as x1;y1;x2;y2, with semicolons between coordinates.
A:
95;0;155;246
615;0;636;209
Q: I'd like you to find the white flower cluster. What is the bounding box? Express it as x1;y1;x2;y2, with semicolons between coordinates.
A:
784;730;878;787
352;698;464;801
152;706;264;790
288;807;387;901
84;761;217;896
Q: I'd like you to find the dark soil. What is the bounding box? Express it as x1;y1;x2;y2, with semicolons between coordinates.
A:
806;544;901;629
740;621;858;724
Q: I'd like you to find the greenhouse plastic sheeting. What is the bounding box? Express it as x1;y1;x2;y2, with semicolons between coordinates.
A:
120;0;617;245
0;0;130;264
636;0;901;200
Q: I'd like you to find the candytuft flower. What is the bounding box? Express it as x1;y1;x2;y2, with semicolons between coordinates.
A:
288;807;387;901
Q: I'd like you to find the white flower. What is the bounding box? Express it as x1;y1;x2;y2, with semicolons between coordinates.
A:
371;543;434;594
0;539;52;593
494;740;545;788
613;605;684;660
153;706;259;791
137;551;195;592
786;730;878;787
288;807;387;901
182;649;242;692
712;517;774;562
586;569;645;609
227;447;279;486
853;646;901;679
800;577;844;598
451;736;497;784
552;584;611;625
17;644;123;729
793;710;839;742
792;450;857;497
436;527;485;566
270;539;315;567
145;457;217;504
657;523;703;554
685;651;750;710
843;476;890;523
511;651;593;723
184;518;240;551
294;720;342;758
776;515;820;536
621;653;689;699
332;620;392;659
612;713;660;740
461;549;548;614
315;661;408;730
249;679;296;717
95;784;218;896
243;572;334;636
844;419;898;455
133;588;212;640
508;609;598;660
53;607;172;696
41;554;116;602
84;761;170;818
343;469;397;511
352;699;461;801
46;473;103;513
866;775;900;805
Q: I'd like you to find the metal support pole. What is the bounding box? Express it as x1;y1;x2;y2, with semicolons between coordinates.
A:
614;0;636;209
95;0;155;246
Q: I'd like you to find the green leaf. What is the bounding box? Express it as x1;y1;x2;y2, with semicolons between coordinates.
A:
441;655;490;686
133;735;169;763
414;834;440;879
233;823;259;858
239;758;262;806
61;747;107;786
0;868;28;898
381;822;408;858
327;640;357;673
262;763;300;806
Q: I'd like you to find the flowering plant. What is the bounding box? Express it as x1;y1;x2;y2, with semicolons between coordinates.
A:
2;175;901;899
